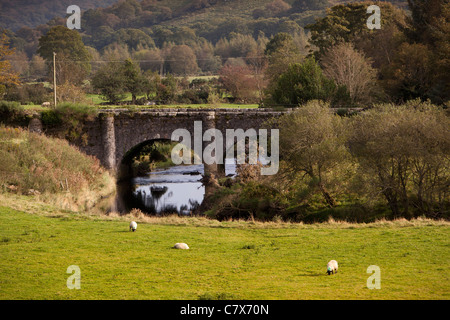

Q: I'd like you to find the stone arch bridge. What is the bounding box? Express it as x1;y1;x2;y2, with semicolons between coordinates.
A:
58;108;291;179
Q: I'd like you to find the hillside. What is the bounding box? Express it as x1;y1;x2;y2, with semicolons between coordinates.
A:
2;0;409;61
0;0;118;31
1;0;408;35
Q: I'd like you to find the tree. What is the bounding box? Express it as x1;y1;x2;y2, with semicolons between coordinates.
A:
7;50;29;78
29;54;47;79
215;33;258;60
264;0;292;17
144;70;160;100
102;42;131;61
349;102;450;218
407;0;444;45
405;0;450;103
219;64;259;103
114;28;155;51
381;43;435;102
245;42;268;104
321;42;378;106
122;59;148;104
91;61;127;104
167;45;198;76
306;1;409;61
132;48;164;73
0;32;20;93
264;33;304;101
306;3;368;55
271;57;336;106
264;32;297;57
291;0;328;12
156;74;177;103
276;100;349;207
194;40;222;73
37;26;91;85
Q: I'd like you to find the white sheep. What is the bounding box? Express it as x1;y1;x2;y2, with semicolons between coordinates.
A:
129;221;137;232
173;243;189;249
327;260;338;275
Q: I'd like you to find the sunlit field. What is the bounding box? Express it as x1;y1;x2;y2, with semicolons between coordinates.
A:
0;203;448;300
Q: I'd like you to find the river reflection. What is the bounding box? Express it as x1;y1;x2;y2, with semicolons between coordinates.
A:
131;159;237;215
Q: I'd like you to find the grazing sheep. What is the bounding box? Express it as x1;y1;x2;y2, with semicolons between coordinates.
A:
174;243;189;249
129;221;137;232
41;102;51;107
327;260;338;275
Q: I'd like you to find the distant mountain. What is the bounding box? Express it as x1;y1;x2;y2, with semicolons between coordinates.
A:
0;0;119;31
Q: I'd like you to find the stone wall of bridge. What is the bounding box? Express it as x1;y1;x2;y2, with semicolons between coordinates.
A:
68;108;290;178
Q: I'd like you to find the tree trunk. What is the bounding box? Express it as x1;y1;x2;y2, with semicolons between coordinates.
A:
319;182;336;207
383;188;400;217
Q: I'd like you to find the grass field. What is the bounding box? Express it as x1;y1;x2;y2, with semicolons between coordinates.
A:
0;198;448;300
21;94;259;111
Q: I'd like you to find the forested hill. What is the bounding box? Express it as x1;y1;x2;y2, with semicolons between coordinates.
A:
1;0;407;33
0;0;118;31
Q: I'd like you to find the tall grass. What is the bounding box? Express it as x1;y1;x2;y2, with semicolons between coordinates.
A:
0;126;115;212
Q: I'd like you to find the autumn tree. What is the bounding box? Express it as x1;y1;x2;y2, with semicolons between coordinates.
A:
219;64;259;103
156;74;178;103
380;43;435;102
245;36;269;104
321;43;378;106
0;32;20;96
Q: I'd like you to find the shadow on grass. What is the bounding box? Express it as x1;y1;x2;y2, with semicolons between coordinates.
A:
298;271;325;277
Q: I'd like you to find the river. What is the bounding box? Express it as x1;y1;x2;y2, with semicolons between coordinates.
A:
129;159;237;215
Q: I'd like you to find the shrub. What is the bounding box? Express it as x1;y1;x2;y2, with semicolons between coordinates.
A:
0;100;27;125
4;83;52;105
41;102;97;143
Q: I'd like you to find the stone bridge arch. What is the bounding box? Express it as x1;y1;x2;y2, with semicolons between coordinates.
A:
117;137;174;181
75;108;290;179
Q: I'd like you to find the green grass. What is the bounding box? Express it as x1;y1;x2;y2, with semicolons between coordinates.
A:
8;91;260;111
85;94;106;105
0;204;448;300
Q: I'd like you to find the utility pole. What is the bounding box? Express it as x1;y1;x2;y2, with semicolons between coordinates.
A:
53;52;57;108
